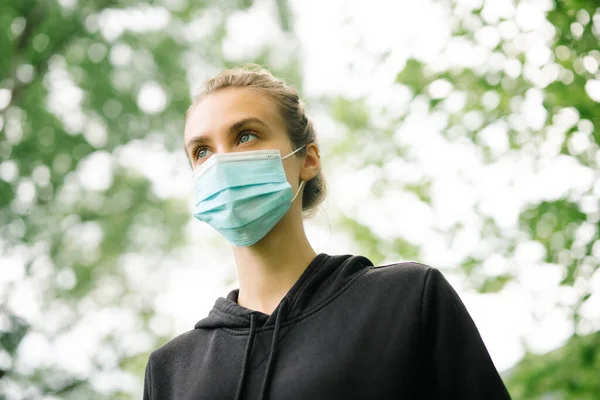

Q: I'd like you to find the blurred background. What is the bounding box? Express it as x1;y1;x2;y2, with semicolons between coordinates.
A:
1;0;599;398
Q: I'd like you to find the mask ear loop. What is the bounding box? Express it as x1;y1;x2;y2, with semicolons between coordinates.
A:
291;180;305;203
282;144;307;203
281;144;307;160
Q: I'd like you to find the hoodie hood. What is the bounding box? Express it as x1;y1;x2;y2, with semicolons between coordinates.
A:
194;253;374;330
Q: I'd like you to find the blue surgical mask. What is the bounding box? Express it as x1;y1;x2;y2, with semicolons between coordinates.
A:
192;146;306;247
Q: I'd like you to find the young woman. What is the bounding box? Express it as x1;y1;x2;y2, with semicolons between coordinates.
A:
143;65;511;399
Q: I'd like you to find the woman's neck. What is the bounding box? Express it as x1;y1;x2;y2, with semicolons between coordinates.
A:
232;210;317;315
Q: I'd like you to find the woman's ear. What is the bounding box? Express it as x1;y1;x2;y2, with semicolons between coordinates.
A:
300;143;320;182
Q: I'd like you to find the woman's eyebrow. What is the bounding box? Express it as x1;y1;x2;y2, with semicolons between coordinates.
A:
229;117;270;132
185;136;209;157
185;117;271;157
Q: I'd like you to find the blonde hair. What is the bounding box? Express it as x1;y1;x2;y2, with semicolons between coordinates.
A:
187;64;326;215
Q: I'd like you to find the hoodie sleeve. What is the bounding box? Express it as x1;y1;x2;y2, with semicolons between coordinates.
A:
420;267;511;399
143;355;152;400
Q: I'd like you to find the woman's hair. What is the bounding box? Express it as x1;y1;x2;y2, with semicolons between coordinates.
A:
187;64;326;216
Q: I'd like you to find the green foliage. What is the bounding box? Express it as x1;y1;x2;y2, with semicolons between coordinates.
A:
395;59;427;94
331;97;371;132
520;200;587;277
338;215;420;266
339;215;386;265
1;0;297;398
328;1;600;397
477;273;513;293
505;332;600;399
0;315;29;358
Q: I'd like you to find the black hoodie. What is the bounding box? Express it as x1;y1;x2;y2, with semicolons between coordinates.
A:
143;253;511;399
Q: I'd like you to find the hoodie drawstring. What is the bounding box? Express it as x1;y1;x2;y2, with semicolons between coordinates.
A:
260;298;288;400
234;298;289;400
235;313;257;400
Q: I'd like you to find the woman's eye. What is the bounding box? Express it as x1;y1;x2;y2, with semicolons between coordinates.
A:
196;147;212;160
239;132;258;144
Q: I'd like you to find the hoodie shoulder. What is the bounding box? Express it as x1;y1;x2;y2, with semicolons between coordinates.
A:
149;328;204;362
367;260;433;282
359;261;436;301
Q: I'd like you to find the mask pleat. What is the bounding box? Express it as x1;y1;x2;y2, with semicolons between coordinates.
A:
199;189;292;229
194;161;286;203
195;182;288;212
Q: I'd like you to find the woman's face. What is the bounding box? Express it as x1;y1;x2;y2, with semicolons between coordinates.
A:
184;87;296;170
